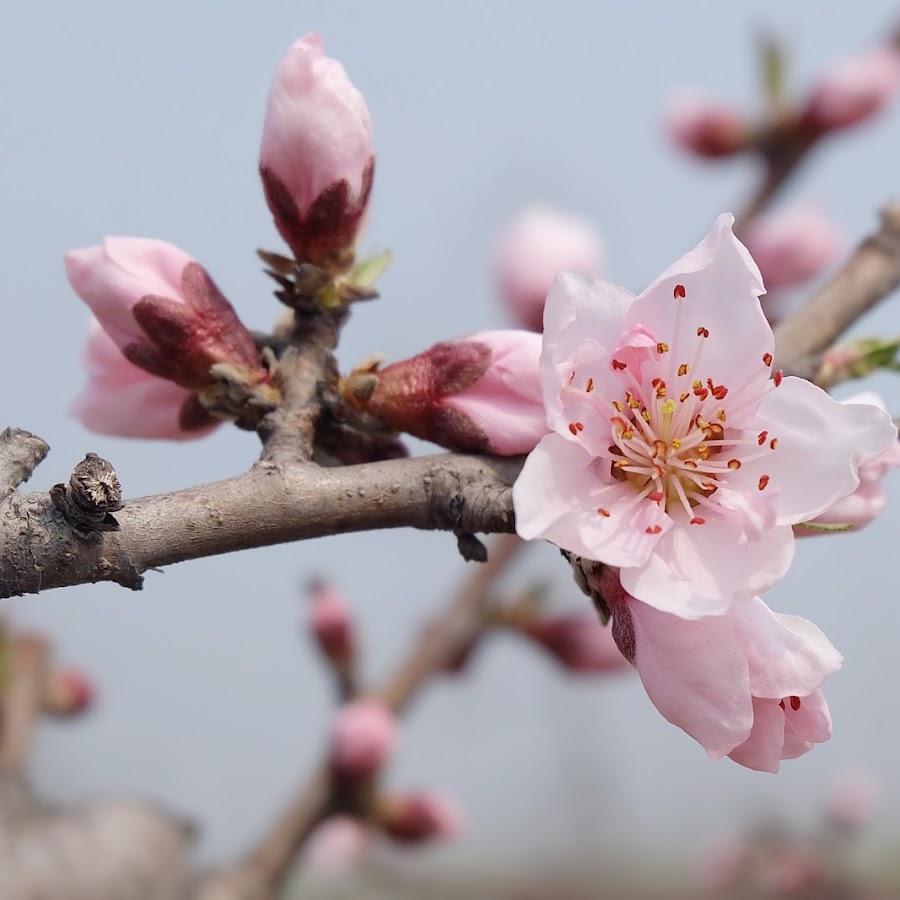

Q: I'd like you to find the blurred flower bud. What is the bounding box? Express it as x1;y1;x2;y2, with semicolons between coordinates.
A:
259;34;374;272
759;846;825;897
381;791;462;844
695;837;751;892
308;580;356;668
826;769;878;829
796;393;900;535
743;205;842;290
342;330;546;455
495;206;604;332
522;615;630;674
330;699;397;779
72;319;220;439
66;238;277;427
303;815;370;872
806;45;900;132
665;91;750;158
41;667;95;717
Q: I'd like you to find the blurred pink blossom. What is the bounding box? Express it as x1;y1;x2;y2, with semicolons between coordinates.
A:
513;214;897;619
495;206;604;332
259;33;374;269
597;568;841;772
665;91;749;158
807;45;900;131
308;580;356;667
797;393;900;535
71;320;219;440
523;614;630;674
826;769;878;828
303;816;370;872
330;699;397;779
356;330;546;455
42;666;96;717
382;791;463;844
743;205;843;290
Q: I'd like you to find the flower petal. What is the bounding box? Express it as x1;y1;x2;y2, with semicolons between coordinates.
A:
727;698;786;773
781;690;832;760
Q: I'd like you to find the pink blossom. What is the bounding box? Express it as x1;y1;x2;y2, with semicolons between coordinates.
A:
41;666;96;717
382;791;463;844
72;320;219;440
826;769;878;828
259;34;374;269
308;580;356;667
665;92;749;158
806;45;900;131
351;330;546;455
797;392;900;534
330;699;397;779
743;205;842;290
522;614;630;674
513;214;897;618
66;238;264;393
303;816;369;872
598;568;841;772
495;206;604;332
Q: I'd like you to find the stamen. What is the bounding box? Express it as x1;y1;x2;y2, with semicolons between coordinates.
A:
656;342;669;354
727;459;741;469
645;525;662;534
758;475;770;491
757;430;768;445
789;696;801;711
762;352;773;367
586;377;594;393
696;326;710;338
673;284;686;299
612;359;627;371
597;508;610;517
690;517;705;525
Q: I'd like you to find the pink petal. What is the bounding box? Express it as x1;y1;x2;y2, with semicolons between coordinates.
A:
620;514;795;619
626;599;754;759
781;689;832;759
739;376;898;525
732;597;843;699
513;434;671;567
727;697;787;772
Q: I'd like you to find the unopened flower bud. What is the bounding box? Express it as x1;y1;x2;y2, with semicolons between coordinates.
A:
303;815;370;872
66;238;277;429
522;615;630;674
806;45;900;132
665;92;750;158
495;207;604;332
308;580;356;667
330;699;397;779
259;34;374;272
381;791;462;844
343;330;546;455
743;205;842;290
41;667;95;717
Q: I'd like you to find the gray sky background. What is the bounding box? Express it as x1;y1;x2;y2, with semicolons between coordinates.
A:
2;0;900;877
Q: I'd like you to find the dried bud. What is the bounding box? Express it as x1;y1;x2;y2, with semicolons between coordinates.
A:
381;791;463;844
66;238;278;429
522;615;630;674
41;667;95;717
343;331;546;455
259;34;374;272
330;699;397;779
806;45;900;132
495;206;604;332
665;91;750;158
308;580;356;668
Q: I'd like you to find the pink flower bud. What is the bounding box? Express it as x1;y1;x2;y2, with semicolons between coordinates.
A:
522;615;630;674
308;580;356;667
41;667;95;717
695;838;750;891
381;792;462;844
259;34;374;270
66;238;266;394
806;46;900;132
665;92;750;158
330;699;397;779
303;815;369;872
743;205;842;290
347;330;546;455
797;393;900;535
495;207;604;332
826;769;878;828
72;319;220;439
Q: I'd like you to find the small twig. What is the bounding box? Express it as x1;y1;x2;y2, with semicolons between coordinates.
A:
0;636;48;774
775;202;900;378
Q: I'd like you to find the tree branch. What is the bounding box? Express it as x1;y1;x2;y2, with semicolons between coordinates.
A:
774;202;900;379
0;448;520;598
0;635;48;774
0;429;49;499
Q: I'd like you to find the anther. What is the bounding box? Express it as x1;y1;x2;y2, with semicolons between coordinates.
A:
586;377;594;393
763;352;773;367
757;430;768;445
769;438;778;450
673;284;686;299
648;492;664;502
727;459;741;469
645;525;662;534
656;342;669;354
690;517;705;525
696;326;710;338
678;363;690;376
774;369;783;387
597;508;611;517
612;359;627;371
758;475;770;491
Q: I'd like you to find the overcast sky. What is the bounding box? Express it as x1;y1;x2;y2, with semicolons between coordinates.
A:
2;0;900;880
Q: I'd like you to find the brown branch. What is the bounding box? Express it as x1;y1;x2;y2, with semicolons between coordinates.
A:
194;534;524;900
0;448;520;599
0;429;49;499
0;635;49;774
774;202;900;378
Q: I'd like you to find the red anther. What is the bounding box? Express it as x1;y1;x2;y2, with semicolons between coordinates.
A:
789;695;801;711
696;326;710;338
757;430;768;445
612;359;627;371
763;352;773;367
574;421;584;432
568;423;579;436
648;491;665;502
769;438;778;450
727;459;741;469
758;475;770;491
651;377;664;388
585;377;594;392
645;525;662;534
779;699;786;710
774;369;783;386
690;517;705;525
673;284;686;299
597;507;611;517
710;384;727;400
693;387;709;401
